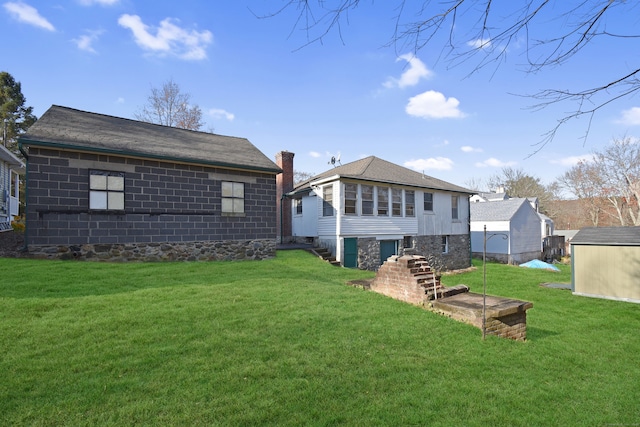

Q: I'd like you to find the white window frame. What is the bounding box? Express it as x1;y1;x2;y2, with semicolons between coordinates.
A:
89;170;125;211
222;181;245;214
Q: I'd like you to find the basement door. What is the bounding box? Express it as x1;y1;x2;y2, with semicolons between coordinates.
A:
380;240;398;265
343;238;358;268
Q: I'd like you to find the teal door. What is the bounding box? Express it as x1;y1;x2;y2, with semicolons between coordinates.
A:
343;238;358;268
380;240;397;265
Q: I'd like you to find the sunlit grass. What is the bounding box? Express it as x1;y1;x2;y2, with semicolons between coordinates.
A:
1;252;638;426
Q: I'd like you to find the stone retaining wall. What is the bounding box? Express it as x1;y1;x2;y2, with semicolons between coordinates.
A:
26;239;276;262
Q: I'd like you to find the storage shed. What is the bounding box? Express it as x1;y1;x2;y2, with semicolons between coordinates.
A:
571;227;640;303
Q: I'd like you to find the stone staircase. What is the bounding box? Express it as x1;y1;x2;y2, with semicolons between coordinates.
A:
308;247;341;267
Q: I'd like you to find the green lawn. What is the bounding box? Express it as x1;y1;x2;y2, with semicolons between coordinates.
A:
1;251;638;426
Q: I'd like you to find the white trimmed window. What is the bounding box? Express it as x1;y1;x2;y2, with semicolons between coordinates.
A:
361;185;373;215
452;195;459;220
424;192;433;212
392;188;402;217
294;198;302;215
222;181;245;214
323;185;334;217
405;190;415;217
442;235;449;254
89;170;124;211
344;183;357;215
377;187;388;216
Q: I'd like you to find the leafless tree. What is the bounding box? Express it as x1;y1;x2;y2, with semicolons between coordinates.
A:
135;79;204;131
486;167;555;213
557;137;640;226
268;1;640;149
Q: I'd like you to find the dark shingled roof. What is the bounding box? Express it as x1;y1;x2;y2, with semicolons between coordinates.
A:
293;156;473;194
19;105;281;173
571;226;640;246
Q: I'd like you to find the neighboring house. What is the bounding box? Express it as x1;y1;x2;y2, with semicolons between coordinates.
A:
555;229;579;256
570;227;640;303
0;144;24;229
18;105;281;261
470;197;542;264
281;155;474;271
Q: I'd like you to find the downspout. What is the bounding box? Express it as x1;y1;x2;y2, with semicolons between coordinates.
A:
18;140;28;252
280;193;285;244
467;195;472;266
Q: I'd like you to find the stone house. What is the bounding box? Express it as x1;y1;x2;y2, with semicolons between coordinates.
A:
279;154;474;271
18;105;281;261
0;144;23;229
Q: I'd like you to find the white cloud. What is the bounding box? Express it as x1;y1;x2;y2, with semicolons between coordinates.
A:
78;0;119;5
406;90;466;119
117;14;213;60
467;38;492;49
208;108;234;121
461;145;483;153
618;107;640;125
116;97;125;104
3;2;55;31
383;53;433;89
551;154;594;167
309;151;322;158
72;29;103;53
404;157;454;171
475;158;517;168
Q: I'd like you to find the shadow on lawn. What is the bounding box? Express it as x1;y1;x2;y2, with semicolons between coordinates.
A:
526;326;560;341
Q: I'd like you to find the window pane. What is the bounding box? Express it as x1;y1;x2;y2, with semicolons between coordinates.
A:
361;185;373;215
107;175;124;191
378;187;388;215
233;183;244;198
233;199;244;213
90;191;107;209
323;185;333;216
442;236;449;253
108;192;125;210
90;174;107;190
405;191;415;217
345;183;357;215
452;196;459;219
424;192;433;211
222;182;233;197
222;198;233;213
392;189;402;216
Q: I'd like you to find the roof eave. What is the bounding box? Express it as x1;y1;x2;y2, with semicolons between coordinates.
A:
19;138;282;174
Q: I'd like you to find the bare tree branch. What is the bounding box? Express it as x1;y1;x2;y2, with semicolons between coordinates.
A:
266;1;640;149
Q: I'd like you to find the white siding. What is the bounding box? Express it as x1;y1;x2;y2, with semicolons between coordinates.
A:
470;221;511;255
419;191;469;236
291;192;317;237
510;204;542;255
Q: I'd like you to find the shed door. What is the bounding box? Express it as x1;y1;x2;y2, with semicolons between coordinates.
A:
344;238;358;268
380;240;398;265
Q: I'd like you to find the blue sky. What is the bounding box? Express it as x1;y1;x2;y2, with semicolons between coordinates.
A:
2;1;638;189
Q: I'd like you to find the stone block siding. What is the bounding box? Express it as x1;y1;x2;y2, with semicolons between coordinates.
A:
357;237;378;270
356;234;471;271
25;148;277;261
411;234;470;270
27;239;275;262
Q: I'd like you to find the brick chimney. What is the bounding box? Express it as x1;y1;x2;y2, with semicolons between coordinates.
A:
276;151;295;243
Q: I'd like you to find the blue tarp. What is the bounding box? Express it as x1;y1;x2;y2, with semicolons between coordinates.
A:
519;259;560;272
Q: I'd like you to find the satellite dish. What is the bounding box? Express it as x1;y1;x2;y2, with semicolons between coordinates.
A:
336;153;341;165
329;156;336;166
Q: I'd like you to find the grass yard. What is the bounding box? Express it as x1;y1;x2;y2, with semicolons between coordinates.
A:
1;251;638;426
